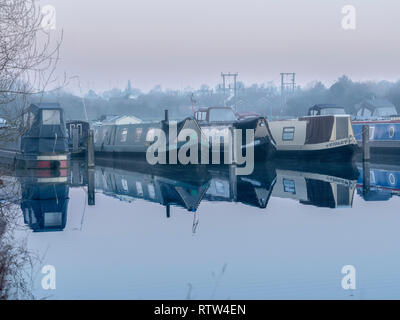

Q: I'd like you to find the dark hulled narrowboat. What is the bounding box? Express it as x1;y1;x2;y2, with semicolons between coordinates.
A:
194;106;276;161
0;103;69;169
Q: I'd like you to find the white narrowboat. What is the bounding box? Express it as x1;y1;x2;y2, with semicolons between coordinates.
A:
268;114;358;161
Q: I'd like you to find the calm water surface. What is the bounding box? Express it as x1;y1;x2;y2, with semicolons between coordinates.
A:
3;158;400;299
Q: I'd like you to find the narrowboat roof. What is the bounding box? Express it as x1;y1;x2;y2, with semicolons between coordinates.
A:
67;120;90;124
29;102;62;110
196;106;233;112
309;104;344;111
356;99;396;110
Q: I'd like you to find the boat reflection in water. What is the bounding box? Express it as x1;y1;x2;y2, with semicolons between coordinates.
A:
18;168;69;232
272;161;359;208
5;157;370;233
356;161;400;201
94;158;359;212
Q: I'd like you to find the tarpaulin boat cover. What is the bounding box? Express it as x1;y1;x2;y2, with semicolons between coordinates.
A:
21;103;68;155
301;116;334;145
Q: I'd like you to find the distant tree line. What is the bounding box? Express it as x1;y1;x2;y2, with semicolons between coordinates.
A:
33;75;400;122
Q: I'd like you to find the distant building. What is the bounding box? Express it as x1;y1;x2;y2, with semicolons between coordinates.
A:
101;115;142;125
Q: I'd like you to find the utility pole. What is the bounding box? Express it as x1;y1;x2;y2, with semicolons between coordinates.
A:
280;73;296;114
221;72;238;109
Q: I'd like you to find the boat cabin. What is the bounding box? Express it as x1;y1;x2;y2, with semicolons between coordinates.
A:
67;120;90;153
307;104;347;116
194;106;237;123
21;103;68;155
355;99;398;119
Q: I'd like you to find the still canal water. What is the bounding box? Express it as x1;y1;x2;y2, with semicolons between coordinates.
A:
2;157;400;299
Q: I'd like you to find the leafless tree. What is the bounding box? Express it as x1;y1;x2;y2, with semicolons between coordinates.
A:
0;0;60;299
0;0;63;138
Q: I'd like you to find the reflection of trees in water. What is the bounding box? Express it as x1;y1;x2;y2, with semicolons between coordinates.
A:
0;170;37;300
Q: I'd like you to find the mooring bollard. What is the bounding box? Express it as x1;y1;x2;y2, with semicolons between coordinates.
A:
166;204;170;218
362;124;370;161
87;129;95;168
165;109;169;122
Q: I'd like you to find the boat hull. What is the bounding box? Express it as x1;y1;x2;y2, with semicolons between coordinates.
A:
274;143;358;162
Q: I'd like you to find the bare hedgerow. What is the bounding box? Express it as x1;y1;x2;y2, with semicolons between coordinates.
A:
0;169;39;300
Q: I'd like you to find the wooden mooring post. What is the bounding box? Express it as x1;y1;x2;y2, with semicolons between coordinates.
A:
362;124;370;161
87;129;95;168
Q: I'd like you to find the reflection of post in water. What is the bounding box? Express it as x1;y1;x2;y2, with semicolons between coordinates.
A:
192;211;199;234
88;168;95;206
362;125;370;197
229;164;237;202
363;161;370;197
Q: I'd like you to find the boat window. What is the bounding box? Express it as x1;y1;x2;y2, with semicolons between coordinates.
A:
136;127;143;141
283;179;296;194
148;184;156;199
209;108;236;122
44;212;62;227
320;108;346;115
136;181;143;196
120;128;128;142
121;179;128;192
77;124;82;135
374;106;398;117
42;109;60;125
282;127;295;141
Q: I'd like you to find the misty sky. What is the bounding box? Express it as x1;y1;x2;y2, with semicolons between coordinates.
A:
39;0;400;93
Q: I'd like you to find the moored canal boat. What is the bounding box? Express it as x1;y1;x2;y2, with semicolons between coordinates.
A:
268;113;358;161
0;103;69;169
194;106;276;161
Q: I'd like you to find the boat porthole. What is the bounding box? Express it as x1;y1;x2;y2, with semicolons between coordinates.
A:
389;126;395;138
388;173;396;185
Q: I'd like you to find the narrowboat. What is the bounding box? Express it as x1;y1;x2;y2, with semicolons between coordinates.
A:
93;117;202;162
66;120;90;156
308;101;400;155
268;112;358;161
352;99;400;154
0;103;69;169
194;106;276;161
